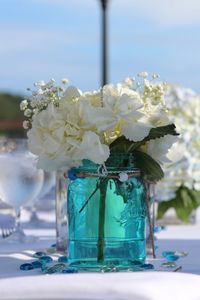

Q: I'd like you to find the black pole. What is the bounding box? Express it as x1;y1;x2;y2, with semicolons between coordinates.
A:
100;0;108;86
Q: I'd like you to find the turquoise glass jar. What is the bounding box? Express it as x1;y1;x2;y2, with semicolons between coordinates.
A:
67;154;147;269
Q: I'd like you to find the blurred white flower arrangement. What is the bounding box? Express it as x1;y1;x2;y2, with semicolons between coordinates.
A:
20;73;178;182
157;85;200;222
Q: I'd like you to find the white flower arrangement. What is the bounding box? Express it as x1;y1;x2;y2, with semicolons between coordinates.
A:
21;73;178;182
156;85;200;222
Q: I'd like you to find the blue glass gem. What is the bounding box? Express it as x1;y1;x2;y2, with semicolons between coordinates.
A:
140;263;154;270
68;169;77;181
153;226;161;233
33;251;46;258
20;263;34;271
31;261;44;269
162;251;175;258
39;256;53;263
62;268;78;274
51;243;56;248
166;255;179;262
58;256;68;263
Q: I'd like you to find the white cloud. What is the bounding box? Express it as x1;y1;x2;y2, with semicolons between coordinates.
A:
112;0;200;27
0;23;98;55
33;0;200;27
0;27;78;54
0;23;100;93
31;0;97;9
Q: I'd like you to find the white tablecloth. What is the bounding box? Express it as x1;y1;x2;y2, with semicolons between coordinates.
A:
0;213;200;300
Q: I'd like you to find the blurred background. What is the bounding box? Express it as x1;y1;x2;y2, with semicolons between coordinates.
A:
1;0;200;137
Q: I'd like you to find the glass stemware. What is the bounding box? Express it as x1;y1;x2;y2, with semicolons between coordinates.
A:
0;138;44;242
28;171;55;226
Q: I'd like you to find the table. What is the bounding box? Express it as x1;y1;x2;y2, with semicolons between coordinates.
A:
0;213;200;300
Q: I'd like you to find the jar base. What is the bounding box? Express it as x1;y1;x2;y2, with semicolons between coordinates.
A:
68;239;146;270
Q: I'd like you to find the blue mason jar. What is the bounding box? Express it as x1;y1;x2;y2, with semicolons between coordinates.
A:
67;154;147;269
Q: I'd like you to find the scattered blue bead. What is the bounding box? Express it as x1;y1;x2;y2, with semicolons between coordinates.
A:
31;261;44;269
39;256;53;263
62;268;78;274
20;263;34;271
51;243;56;248
58;256;68;263
153;225;165;233
68;169;77;180
162;251;175;258
166;255;179;262
153;226;162;233
33;251;46;258
153;226;161;233
141;263;154;270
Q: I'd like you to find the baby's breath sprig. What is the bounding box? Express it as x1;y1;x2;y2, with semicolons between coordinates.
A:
20;78;69;129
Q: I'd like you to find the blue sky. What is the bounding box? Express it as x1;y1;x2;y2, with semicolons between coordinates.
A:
1;0;200;95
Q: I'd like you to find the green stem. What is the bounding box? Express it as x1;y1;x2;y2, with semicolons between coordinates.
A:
97;179;108;263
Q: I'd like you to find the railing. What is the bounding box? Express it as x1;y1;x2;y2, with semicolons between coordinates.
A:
0;120;22;129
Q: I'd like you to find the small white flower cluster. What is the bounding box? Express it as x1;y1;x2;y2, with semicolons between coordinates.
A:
21;73;177;171
156;85;200;201
20;78;69;129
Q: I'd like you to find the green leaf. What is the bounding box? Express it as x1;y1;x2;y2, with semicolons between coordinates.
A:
133;150;164;182
157;186;200;223
109;136;131;154
109;124;178;182
127;123;179;152
110;123;179;154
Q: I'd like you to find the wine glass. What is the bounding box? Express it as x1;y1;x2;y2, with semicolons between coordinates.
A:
0;138;44;242
28;170;55;226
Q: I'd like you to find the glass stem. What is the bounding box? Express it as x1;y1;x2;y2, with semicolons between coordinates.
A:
145;183;156;258
15;208;22;232
56;171;68;253
97;179;108;263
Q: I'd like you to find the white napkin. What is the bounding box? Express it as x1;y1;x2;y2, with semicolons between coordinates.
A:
0;272;200;300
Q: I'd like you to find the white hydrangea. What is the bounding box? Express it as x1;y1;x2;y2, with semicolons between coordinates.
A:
155;84;200;201
27;98;110;171
23;74;177;172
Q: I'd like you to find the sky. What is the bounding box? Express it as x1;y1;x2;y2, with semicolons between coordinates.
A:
1;0;200;95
